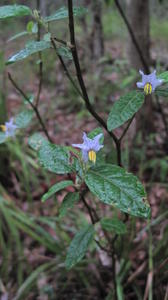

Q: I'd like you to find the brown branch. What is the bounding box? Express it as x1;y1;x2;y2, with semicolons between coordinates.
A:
119;114;135;142
67;0;122;166
8;73;52;142
114;0;149;73
36;0;43;107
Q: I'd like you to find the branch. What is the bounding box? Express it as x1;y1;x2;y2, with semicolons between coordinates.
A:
114;0;149;73
8;72;52;142
119;114;135;142
67;0;122;166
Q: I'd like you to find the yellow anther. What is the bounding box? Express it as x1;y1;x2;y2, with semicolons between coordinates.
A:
0;125;6;132
144;82;152;95
88;150;96;164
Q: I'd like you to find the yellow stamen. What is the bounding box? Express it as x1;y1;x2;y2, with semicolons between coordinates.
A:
0;125;6;132
88;150;96;164
144;82;152;95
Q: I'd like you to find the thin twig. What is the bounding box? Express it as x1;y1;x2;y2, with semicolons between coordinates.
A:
8;72;52;142
36;0;43;107
119;114;135;142
114;0;149;73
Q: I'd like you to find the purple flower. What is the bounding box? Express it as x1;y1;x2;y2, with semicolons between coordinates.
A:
136;70;163;95
72;132;104;164
0;118;17;138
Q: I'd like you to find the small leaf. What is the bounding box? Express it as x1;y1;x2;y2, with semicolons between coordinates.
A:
42;180;73;202
65;224;95;270
15;110;33;128
38;143;72;174
0;5;31;19
100;218;127;234
59;192;79;218
6;40;51;65
28;133;48;151
44;6;87;23
57;46;72;60
26;21;34;33
0;132;6;144
107;91;144;131
85;164;150;218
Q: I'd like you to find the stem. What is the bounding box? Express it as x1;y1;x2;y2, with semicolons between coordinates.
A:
119;114;135;142
114;0;149;73
36;0;43;107
8;73;52;142
67;0;121;165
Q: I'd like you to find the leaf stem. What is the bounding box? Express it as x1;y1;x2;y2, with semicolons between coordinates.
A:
8;72;52;142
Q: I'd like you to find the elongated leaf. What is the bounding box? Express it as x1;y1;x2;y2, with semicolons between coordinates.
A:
107;91;144;131
59;192;79;218
85;164;150;218
28;133;48;151
15;110;33;128
0;132;6;144
0;5;31;19
65;224;95;269
8;31;28;42
42;180;74;202
38;142;71;174
6;41;51;65
100;218;127;234
44;6;87;23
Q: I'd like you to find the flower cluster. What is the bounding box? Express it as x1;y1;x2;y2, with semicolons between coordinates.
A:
136;70;163;95
72;132;103;164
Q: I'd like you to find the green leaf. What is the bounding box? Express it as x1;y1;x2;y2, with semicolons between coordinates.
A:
57;46;72;60
59;192;79;218
0;5;31;20
26;21;34;33
65;224;95;270
8;31;28;42
28;133;48;151
158;71;168;83
85;164;150;218
44;6;87;23
107;91;144;131
0;132;6;144
15;110;33;128
38;142;72;174
42;180;73;202
100;218;127;234
6;40;51;65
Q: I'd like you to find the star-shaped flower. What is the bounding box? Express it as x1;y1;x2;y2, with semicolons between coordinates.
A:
136;70;163;95
0;118;17;138
72;132;104;164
